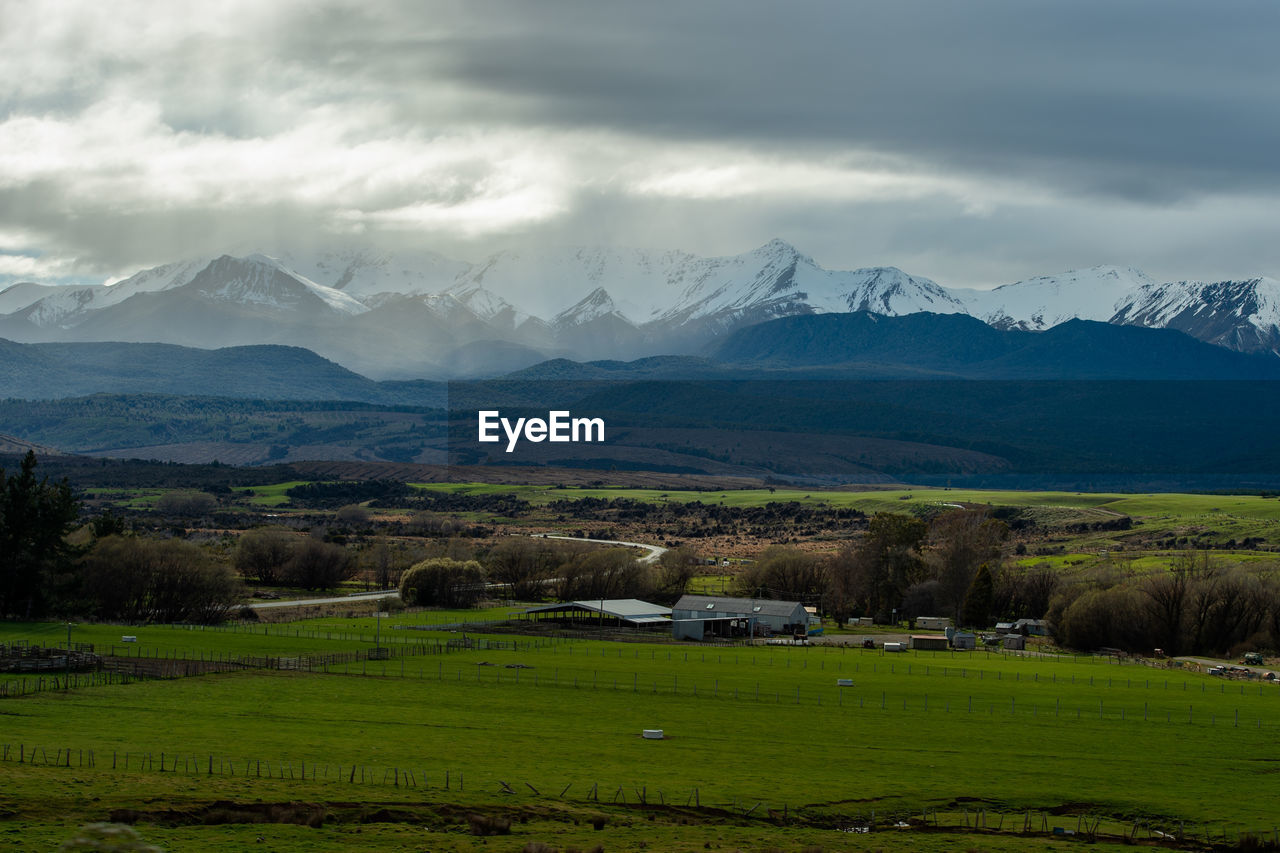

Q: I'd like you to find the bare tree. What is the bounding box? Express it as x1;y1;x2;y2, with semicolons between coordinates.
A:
928;510;1007;621
234;529;296;585
284;539;354;590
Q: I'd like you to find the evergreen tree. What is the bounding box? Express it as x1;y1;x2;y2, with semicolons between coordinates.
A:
0;451;80;617
961;562;995;629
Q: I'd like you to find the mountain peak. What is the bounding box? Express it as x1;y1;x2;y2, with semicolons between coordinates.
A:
553;286;626;328
750;238;810;264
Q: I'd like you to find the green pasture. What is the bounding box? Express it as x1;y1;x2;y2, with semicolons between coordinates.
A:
229;480;312;507
4;627;1279;837
409;481;1280;521
78;487;169;509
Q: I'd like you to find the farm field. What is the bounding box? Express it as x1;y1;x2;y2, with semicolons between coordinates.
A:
408;482;1280;515
3;617;1279;851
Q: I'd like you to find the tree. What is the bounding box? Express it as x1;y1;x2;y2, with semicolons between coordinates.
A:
0;451;80;617
960;562;995;629
928;509;1007;621
652;546;699;604
853;512;928;620
284;539;354;590
400;557;486;607
485;537;556;600
155;490;217;517
554;548;652;602
79;536;242;623
234;529;297;585
732;546;825;602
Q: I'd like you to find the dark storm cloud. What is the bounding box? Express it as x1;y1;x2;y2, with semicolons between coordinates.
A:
2;0;1279;286
307;0;1280;202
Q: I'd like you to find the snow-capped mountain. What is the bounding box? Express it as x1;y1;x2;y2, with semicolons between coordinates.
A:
653;240;960;331
0;281;81;316
0;241;1276;377
1111;277;1280;355
958;265;1156;331
553;287;629;329
273;247;468;300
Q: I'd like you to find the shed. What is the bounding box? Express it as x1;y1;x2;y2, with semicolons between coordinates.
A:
524;599;671;629
995;622;1016;634
910;635;949;651
1014;618;1050;636
671;595;810;640
951;631;977;650
1002;634;1026;650
916;616;952;631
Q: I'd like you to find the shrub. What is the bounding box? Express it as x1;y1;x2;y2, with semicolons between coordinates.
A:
400;558;486;607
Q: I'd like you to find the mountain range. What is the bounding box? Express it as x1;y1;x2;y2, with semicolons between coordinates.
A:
2;240;1279;379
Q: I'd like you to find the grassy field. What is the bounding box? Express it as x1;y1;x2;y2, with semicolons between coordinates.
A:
3;613;1280;851
411;481;1280;520
231;480;312;508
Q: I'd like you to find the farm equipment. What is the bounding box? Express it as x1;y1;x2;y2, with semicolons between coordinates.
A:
1242;652;1265;666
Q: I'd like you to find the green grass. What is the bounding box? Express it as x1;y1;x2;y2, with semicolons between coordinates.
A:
229;480;312;507
3;620;1279;851
407;481;1280;520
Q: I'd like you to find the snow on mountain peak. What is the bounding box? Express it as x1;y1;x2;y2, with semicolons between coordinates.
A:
553;286;626;328
960;265;1157;331
194;255;368;316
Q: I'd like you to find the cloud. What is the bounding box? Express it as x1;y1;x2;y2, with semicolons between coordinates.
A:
0;0;1278;287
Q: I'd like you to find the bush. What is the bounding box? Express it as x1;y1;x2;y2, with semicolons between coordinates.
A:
79;537;243;623
155;490;217;517
284;539;354;590
234;529;296;585
400;558;486;607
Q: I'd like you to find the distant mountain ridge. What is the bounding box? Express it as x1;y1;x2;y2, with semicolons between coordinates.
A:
1;242;1277;378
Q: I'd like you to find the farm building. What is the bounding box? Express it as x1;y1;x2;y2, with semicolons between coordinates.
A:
916;616;952;630
523;599;671;630
910;635;949;651
1014;618;1050;636
1002;634;1026;650
951;631;977;650
995;621;1016;634
671;595;810;641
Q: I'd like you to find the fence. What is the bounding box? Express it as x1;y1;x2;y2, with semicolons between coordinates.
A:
0;635;552;698
3;741;1277;848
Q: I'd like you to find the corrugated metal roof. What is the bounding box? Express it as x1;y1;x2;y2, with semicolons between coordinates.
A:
524;599;671;619
672;595;806;619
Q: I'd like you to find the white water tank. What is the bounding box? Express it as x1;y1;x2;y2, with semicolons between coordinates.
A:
642;729;664;739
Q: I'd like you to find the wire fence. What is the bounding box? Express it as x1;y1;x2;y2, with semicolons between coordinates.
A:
0;635;557;698
3;742;1278;848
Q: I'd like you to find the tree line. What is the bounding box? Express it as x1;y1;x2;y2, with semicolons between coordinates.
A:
1048;551;1280;656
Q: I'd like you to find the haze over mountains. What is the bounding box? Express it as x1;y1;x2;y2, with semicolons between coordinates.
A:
2;240;1279;380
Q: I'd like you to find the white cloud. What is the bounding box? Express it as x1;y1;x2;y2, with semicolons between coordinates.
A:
1;1;1278;289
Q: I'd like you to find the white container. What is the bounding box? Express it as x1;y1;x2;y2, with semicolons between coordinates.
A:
837;678;854;687
883;642;906;653
642;729;664;739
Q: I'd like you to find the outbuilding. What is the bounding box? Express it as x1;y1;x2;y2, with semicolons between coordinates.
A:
1014;619;1050;636
910;635;949;651
1002;634;1026;650
671;595;810;641
915;616;952;630
524;599;671;630
951;631;977;650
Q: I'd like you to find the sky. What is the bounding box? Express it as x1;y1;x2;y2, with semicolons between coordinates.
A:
1;0;1278;290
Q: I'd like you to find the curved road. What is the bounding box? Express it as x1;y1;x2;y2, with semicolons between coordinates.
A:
533;533;668;564
247;589;398;610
